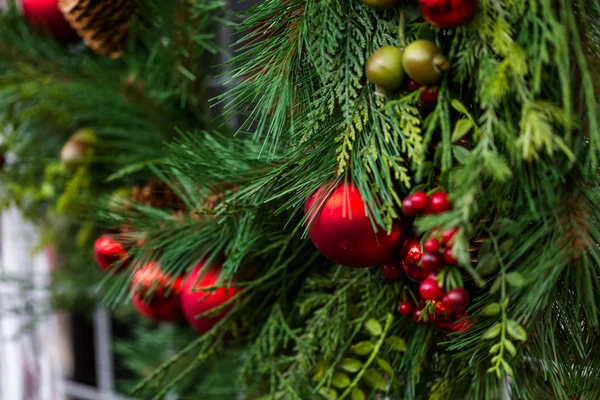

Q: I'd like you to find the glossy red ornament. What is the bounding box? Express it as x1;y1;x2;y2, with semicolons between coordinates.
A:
131;263;183;322
400;237;428;281
419;278;443;301
305;182;405;268
429;192;452;213
418;0;478;29
424;238;441;254
421;252;443;272
94;235;129;272
181;261;238;334
443;247;458;265
431;301;469;333
382;263;403;280
410;191;429;212
441;288;470;312
399;301;414;316
21;0;78;41
441;227;458;246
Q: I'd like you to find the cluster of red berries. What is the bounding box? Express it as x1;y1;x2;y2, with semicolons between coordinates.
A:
406;79;439;104
402;190;451;216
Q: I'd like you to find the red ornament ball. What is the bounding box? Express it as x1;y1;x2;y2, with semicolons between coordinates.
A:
21;0;78;41
441;227;458;246
400;237;429;281
94;235;129;272
421;252;443;272
431;301;469;333
441;288;471;312
424;238;441;254
131;263;183;322
429;191;452;213
418;0;478;29
399;301;414;316
443;247;458;265
181;261;238;334
305;182;405;268
419;277;443;301
382;263;403;280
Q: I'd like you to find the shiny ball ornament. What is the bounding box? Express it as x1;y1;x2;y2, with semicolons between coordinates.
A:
361;0;403;9
93;235;129;272
305;182;405;268
366;46;406;91
181;262;238;334
400;237;428;281
431;301;468;333
403;40;449;86
21;0;78;41
131;263;183;322
418;0;478;29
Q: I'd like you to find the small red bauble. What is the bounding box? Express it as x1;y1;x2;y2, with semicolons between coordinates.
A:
181;261;238;334
382;263;403;280
443;247;458;265
21;0;78;41
413;308;427;324
431;302;468;333
94;235;129;272
400;237;428;281
424;238;441;254
441;288;471;312
410;191;429;212
305;182;405;268
418;0;478;29
402;196;417;216
131;263;183;322
420;87;439;103
429;192;452;213
441;227;458;246
419;278;443;301
406;79;422;92
421;252;443;272
399;301;414;316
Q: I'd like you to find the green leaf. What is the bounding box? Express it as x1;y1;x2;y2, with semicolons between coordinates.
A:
319;388;338;400
477;253;499;276
351;388;365;400
385;336;407;352
376;357;394;376
490;276;502;294
332;372;351;389
489;343;501;354
362;368;386;391
504;338;517;357
339;358;363;373
507;320;527;342
501;360;515;376
451;99;470;115
452;119;473;142
482;303;501;316
352;341;375;355
506;272;525;287
453;146;472;165
483;324;502;340
364;318;383;337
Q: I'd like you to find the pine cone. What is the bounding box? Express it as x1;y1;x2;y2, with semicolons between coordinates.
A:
130;179;187;212
58;0;133;59
468;233;488;266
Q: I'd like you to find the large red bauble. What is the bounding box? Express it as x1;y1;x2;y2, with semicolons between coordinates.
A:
305;182;405;268
21;0;78;41
131;263;183;322
400;237;428;281
181;262;238;334
418;0;478;29
441;288;470;312
94;235;129;272
431;302;468;333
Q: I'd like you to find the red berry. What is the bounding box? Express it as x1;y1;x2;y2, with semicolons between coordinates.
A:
382;263;403;280
412;308;427;324
430;192;452;214
419;278;443;301
420;87;439;103
410;191;429;212
424;238;441;254
421;252;443;272
443;247;458;265
406;79;422;92
399;301;414;316
441;227;458;246
402;196;417;216
441;288;471;312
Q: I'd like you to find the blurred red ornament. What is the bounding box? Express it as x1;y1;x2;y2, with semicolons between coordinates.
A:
420;87;439;103
131;263;183;322
441;288;470;312
406;79;422;92
94;235;129;272
399;301;414;316
424;238;441;254
305;182;405;267
431;301;469;333
443;247;458;265
410;191;429;212
421;252;443;272
400;237;428;281
418;0;478;29
429;191;452;213
419;278;443;300
21;0;78;41
402;196;417;216
382;263;403;280
441;227;458;246
181;261;238;334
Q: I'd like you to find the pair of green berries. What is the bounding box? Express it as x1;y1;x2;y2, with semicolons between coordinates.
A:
365;40;449;91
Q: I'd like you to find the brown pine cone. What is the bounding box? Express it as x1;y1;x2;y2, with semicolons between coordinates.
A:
130;179;187;212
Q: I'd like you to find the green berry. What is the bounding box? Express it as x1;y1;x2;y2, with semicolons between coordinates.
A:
402;40;449;86
365;46;406;90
